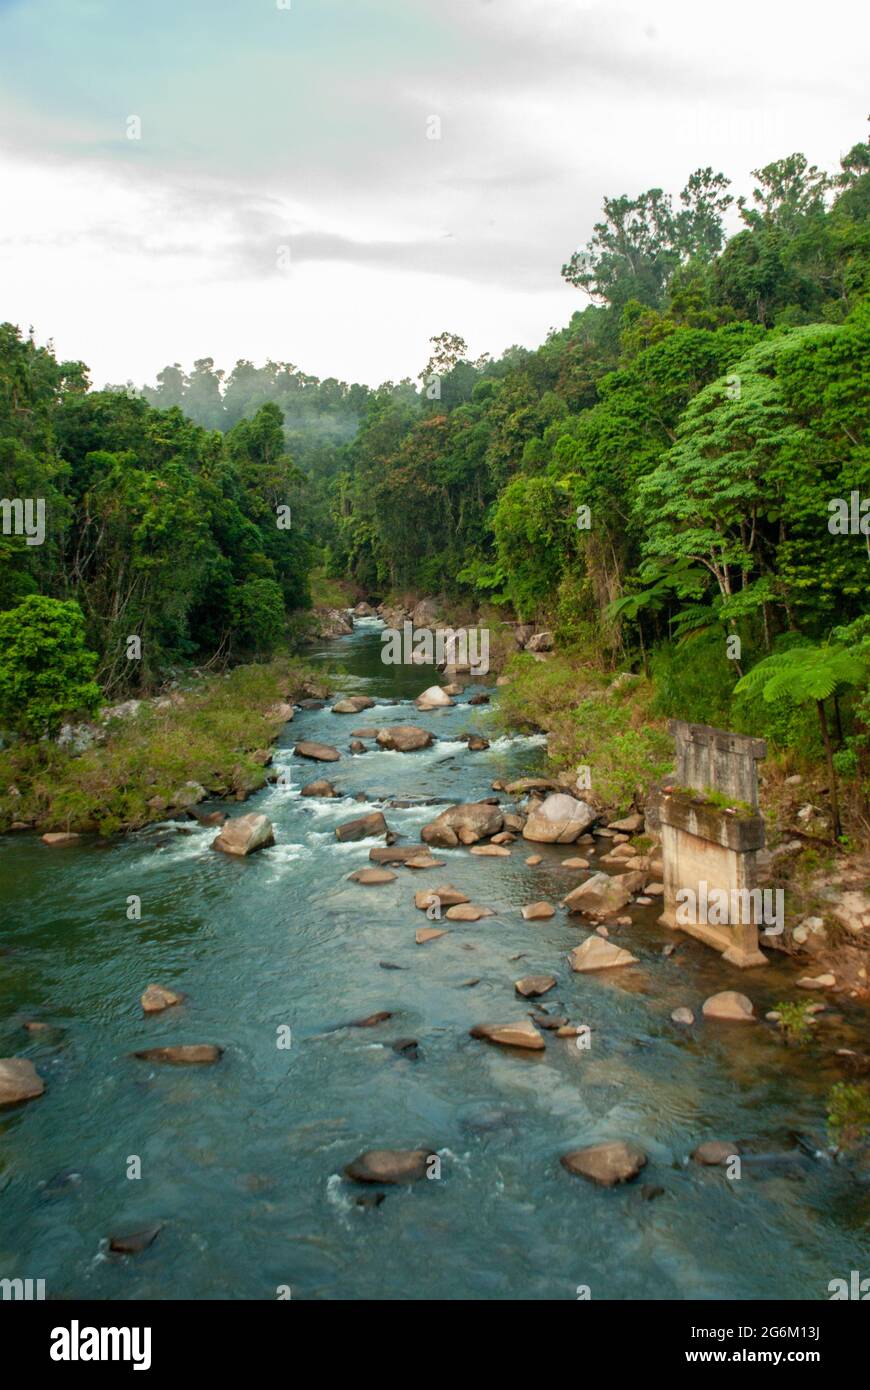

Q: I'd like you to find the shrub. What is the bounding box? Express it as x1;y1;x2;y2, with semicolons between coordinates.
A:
0;594;101;737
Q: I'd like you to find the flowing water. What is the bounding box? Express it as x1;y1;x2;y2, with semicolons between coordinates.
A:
1;619;868;1300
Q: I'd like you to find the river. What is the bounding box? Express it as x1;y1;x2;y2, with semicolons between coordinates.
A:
1;619;867;1300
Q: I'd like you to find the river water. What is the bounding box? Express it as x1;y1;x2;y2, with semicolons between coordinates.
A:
1;619;868;1300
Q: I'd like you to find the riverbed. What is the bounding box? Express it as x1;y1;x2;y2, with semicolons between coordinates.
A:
1;619;868;1299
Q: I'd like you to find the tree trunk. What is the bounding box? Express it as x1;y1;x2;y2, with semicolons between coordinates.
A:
816;698;841;840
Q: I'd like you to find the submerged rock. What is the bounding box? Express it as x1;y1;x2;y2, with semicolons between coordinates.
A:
141;984;183;1014
133;1045;223;1065
470;1020;545;1050
370;844;429;864
211;813;274;857
349;1011;393;1028
692;1141;740;1166
109;1224;163;1255
560;1140;647;1187
0;1057;44;1107
470;844;510;857
416;927;448;944
345;1148;437;1184
445;903;494;921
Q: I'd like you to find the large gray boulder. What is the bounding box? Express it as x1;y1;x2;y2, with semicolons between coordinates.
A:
523;793;596;844
295;741;340;762
211;813;274;857
421;801;504;848
415;685;454;710
563;871;642;918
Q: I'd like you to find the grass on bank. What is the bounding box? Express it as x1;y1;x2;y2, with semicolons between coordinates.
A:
0;658;329;836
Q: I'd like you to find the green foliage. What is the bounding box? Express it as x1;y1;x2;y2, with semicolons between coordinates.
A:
0;595;100;737
827;1082;870;1151
772;1001;814;1046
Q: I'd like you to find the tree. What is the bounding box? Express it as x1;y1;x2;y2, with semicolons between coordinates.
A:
0;595;100;737
734;641;868;839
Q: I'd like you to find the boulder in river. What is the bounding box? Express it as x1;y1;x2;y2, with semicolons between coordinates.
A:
421;801;503;847
0;1057;44;1107
702;991;755;1022
349;740;366;755
445;903;494;921
404;854;444;869
608;813;643;833
468;692;490;705
515;975;557;998
415;884;469;910
41;832;80;846
670;1006;695;1026
569;936;638;972
133;1045;223;1065
141;984;183;1014
301;779;337;797
470;1020;545;1050
350;727;379;738
415;685;454;710
470;844;510;857
349;867;397;885
562;872;635;919
332;695;375;714
211;813;274;857
692;1141;740;1166
375;725;434;752
295;740;340;762
345;1148;437;1184
267;702;295;722
335;811;387;842
465;736;490;751
523;793;596;844
561;1140;647;1187
521;901;555;920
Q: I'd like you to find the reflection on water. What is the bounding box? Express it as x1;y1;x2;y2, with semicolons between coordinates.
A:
1;621;868;1300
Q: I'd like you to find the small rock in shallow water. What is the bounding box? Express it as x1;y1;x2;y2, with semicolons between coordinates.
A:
390;1038;419;1060
301;779;337;797
415;885;469;910
349;1012;393;1028
133;1045;222;1065
470;844;510;857
345;1148;437;1184
41;832;80;846
335;811;387;842
445;903;493;921
378;961;405;971
141;984;183;1014
671;1007;695;1026
640;1184;665;1201
0;1057;45;1107
702;991;755;1022
561;1140;647;1187
515;975;557;999
525;855;543;866
692;1141;740;1166
295;740;340;762
470;1020;545;1050
569;937;638;972
109;1224;163;1254
522;901;555;921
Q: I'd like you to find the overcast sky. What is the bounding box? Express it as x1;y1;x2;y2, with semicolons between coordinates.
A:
0;0;867;389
